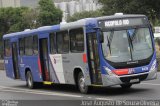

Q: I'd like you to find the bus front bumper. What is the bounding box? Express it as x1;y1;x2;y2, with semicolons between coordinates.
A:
102;69;157;86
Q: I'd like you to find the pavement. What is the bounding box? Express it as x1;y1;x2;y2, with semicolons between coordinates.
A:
0;71;160;105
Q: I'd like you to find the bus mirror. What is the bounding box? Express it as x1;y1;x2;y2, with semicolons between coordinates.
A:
99;31;104;43
93;27;104;43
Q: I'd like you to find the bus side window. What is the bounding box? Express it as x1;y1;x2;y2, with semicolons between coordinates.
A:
4;39;11;57
19;38;25;56
50;33;56;54
56;31;69;54
70;28;84;52
25;36;33;56
33;35;38;55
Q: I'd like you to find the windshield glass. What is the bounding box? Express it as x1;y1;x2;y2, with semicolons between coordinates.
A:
102;28;153;63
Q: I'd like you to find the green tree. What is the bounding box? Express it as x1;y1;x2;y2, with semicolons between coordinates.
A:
98;0;160;25
0;7;29;34
0;7;30;58
67;10;103;22
22;8;40;29
38;0;62;26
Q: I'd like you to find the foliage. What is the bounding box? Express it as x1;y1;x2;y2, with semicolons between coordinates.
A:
0;7;30;58
153;18;160;26
38;0;62;26
67;10;103;22
98;0;160;25
0;7;29;34
22;8;40;29
0;0;63;58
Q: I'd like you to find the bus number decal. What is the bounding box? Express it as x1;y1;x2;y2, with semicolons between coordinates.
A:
54;58;56;64
142;67;148;71
20;64;25;67
4;60;8;64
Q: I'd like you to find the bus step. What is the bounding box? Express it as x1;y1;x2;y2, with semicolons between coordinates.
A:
43;81;53;85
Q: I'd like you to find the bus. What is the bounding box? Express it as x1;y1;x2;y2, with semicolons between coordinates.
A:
3;13;157;93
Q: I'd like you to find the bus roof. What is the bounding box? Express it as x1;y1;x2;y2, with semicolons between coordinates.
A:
3;18;96;39
3;14;146;39
3;25;60;39
60;14;146;30
96;14;146;21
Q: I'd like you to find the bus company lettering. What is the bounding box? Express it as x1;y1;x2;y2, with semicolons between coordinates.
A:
52;55;61;64
105;19;129;27
52;58;61;64
54;58;56;64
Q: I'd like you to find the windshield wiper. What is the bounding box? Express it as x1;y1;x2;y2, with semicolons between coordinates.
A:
107;31;114;54
127;28;137;50
131;28;137;41
128;34;133;50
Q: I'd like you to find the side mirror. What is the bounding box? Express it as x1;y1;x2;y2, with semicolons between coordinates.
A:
93;27;104;43
99;31;104;43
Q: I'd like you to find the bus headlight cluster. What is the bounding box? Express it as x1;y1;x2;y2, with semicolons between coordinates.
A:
104;66;116;76
150;60;157;72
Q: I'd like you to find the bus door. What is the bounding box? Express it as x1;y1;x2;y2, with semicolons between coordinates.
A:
12;42;20;79
87;33;102;85
39;38;50;81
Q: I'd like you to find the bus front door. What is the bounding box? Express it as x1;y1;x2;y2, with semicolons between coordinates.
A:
12;42;20;79
87;33;102;85
39;38;50;81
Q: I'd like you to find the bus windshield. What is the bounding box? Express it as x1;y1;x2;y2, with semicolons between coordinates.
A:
102;27;153;63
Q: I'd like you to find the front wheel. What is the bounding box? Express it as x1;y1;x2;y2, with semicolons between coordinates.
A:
78;72;89;94
26;71;36;89
120;84;132;89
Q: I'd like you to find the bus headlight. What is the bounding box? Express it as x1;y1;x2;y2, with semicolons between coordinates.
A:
150;60;157;72
104;67;116;76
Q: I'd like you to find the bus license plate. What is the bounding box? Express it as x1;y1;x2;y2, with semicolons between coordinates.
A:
130;79;139;83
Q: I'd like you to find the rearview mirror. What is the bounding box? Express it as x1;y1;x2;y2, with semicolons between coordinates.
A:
93;27;104;43
99;30;104;43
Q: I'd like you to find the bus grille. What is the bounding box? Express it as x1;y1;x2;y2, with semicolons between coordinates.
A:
120;74;148;84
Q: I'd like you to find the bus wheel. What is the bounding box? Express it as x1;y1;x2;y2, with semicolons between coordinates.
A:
26;71;35;89
78;72;89;94
120;84;132;89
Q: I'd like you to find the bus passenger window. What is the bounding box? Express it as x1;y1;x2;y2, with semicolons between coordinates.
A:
4;40;11;57
25;36;33;55
50;33;56;54
70;28;84;52
33;36;38;55
19;38;25;56
56;31;69;54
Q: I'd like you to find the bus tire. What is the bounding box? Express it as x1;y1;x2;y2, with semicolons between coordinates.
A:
120;84;132;89
78;72;89;94
26;71;36;89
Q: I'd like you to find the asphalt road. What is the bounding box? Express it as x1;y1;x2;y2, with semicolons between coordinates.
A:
0;71;160;105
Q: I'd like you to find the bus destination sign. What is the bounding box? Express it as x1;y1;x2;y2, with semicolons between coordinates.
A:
98;17;148;29
105;19;129;27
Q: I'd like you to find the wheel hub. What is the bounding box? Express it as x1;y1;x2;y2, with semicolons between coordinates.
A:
79;77;85;90
27;74;32;87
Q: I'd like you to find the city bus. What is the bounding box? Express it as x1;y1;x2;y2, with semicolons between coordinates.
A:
3;13;157;93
